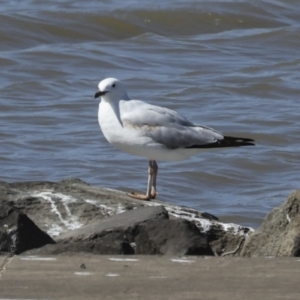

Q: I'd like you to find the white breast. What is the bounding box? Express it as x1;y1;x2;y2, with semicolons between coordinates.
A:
98;101;123;144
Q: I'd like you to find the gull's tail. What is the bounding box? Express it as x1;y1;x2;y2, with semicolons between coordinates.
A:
186;136;255;149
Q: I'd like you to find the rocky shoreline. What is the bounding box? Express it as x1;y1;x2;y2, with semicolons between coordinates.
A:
0;178;299;257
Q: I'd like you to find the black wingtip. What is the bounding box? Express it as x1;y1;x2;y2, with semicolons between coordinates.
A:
223;135;255;146
185;135;255;149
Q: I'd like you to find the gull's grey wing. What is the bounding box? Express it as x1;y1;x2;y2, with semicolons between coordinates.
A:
120;100;224;149
120;100;195;127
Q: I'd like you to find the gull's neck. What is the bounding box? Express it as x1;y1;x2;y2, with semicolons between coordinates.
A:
99;92;130;126
121;92;130;101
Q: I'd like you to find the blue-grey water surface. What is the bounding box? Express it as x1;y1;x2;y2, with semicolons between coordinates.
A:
1;0;300;228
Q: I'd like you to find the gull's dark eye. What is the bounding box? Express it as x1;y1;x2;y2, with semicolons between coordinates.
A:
112;83;116;88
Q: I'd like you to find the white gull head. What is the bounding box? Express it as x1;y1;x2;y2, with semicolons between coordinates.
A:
94;77;129;102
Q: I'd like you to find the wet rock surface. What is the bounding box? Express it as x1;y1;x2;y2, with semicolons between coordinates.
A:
0;178;254;256
241;190;300;257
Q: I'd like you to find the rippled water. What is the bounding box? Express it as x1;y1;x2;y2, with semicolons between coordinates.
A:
1;0;299;228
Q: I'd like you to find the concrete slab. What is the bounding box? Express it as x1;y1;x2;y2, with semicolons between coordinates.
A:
0;255;8;267
1;255;300;300
0;254;11;285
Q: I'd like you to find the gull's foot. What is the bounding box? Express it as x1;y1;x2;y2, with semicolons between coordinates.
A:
150;192;157;199
127;192;153;201
150;188;157;199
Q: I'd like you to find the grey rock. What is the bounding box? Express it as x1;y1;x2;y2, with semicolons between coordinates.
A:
57;205;168;241
24;206;168;255
0;178;159;235
24;230;135;255
0;178;253;256
241;190;300;257
135;218;212;255
24;206;211;256
0;201;55;254
207;223;250;256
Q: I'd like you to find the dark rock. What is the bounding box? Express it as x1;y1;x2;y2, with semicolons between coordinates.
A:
23;206;212;256
0;202;55;254
1;178;253;256
207;223;248;256
25;230;135;255
0;178;166;236
201;212;219;221
209;233;246;257
57;205;169;241
24;206;168;255
135;218;212;255
241;190;300;257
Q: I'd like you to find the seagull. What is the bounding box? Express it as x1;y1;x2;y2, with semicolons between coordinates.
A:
95;78;255;201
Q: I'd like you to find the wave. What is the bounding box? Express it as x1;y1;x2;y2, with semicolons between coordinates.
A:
0;0;297;50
